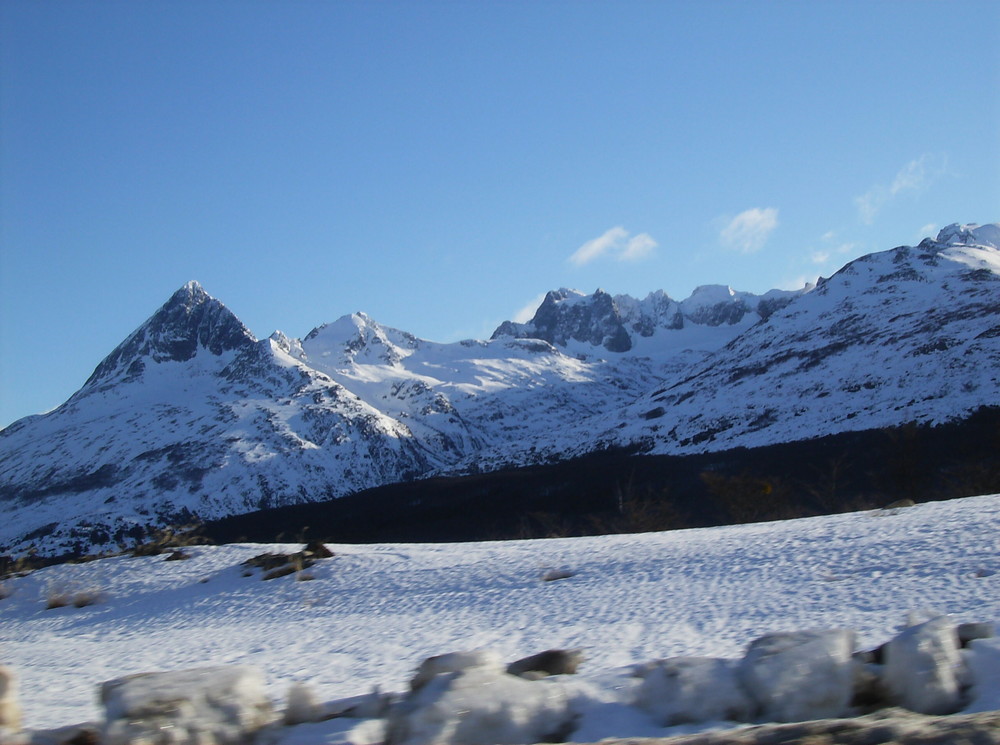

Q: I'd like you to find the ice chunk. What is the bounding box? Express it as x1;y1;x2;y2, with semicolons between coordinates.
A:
739;629;856;722
958;621;995;647
635;657;752;725
959;637;1000;713
883;615;965;714
387;666;573;745
0;665;21;733
100;665;273;745
284;681;323;725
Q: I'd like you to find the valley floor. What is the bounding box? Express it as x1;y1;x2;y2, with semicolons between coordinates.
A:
1;494;998;740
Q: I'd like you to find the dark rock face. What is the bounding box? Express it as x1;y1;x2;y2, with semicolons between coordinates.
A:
516;289;634;352
83;281;256;389
492;289;631;352
492;286;798;353
685;299;749;327
756;295;795;321
507;649;584;678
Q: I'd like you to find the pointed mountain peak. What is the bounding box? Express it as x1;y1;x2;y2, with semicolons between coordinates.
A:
301;311;420;368
171;279;209;303
82;282;256;389
304;312;376;343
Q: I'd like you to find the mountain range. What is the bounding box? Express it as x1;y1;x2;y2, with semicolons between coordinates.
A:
1;223;998;556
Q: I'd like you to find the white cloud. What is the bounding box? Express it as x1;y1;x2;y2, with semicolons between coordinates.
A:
621;233;657;262
718;207;779;253
918;223;938;240
855;154;948;224
855;189;885;225
512;293;547;324
568;227;658;266
805;230;862;272
891;155;938;195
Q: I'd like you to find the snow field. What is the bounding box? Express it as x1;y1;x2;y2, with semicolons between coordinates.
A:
0;494;998;736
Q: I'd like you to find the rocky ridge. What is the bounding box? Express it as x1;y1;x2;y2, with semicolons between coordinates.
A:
492;285;804;354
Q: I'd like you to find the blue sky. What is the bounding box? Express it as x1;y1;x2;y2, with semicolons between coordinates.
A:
2;0;998;428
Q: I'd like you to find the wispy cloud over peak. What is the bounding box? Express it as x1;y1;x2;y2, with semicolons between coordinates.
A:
891;154;943;195
718;207;779;253
620;232;657;262
568;227;658;267
856;154;948;224
918;223;939;241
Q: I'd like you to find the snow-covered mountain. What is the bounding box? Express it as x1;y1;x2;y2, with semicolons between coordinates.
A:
1;224;997;555
467;222;1000;470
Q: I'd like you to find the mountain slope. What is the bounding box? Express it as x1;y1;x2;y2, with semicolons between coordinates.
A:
0;285;443;554
0;223;997;555
455;224;1000;471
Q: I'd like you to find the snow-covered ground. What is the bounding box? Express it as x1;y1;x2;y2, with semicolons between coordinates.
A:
2;494;998;740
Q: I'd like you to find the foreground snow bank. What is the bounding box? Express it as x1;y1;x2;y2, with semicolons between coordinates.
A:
1;494;998;741
4;614;997;744
387;616;991;743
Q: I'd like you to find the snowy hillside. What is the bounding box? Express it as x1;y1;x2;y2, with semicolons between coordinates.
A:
454;223;1000;471
0;224;998;556
1;494;998;740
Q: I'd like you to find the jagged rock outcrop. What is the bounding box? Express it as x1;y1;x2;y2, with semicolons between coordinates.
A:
491;285;803;354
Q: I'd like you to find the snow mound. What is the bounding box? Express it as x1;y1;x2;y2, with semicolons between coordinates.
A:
739;629;856;722
409;649;505;691
884;615;967;715
100;665;273;745
635;657;751;726
965;637;1000;713
387;665;573;745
